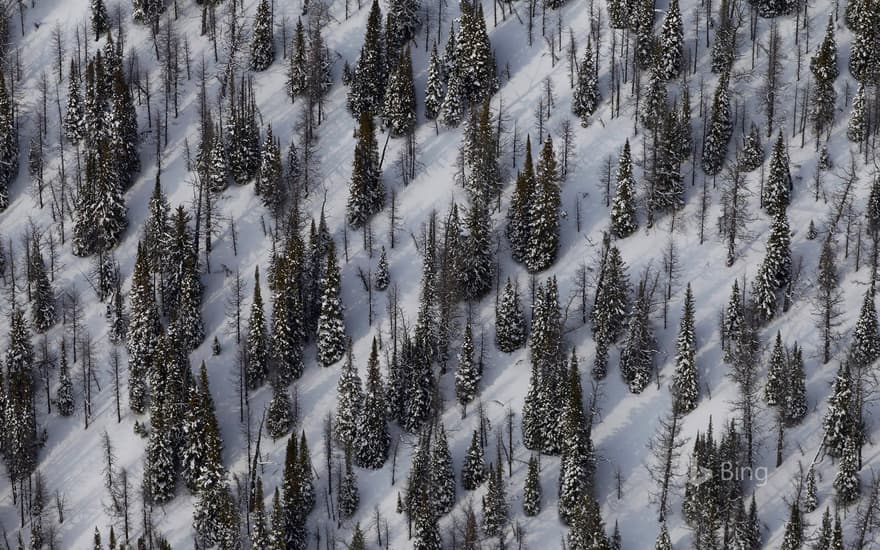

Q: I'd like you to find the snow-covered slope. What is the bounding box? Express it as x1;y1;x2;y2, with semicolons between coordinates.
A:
0;0;877;548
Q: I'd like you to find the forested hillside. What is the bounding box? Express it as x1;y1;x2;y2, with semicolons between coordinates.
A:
0;0;879;548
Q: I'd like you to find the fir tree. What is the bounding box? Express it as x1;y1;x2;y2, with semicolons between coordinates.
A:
633;0;656;70
170;254;203;351
850;287;880;370
455;322;480;406
146;401;176;503
527;136;561;272
702;70;732;176
810;18;839;136
64;61;85;144
848;83;867;143
438;68;464;127
127;243;160;414
655;523;672;550
386;0;421;54
482;455;508;537
247;266;270;389
739;124;764;172
762;133;791;217
496;278;527;352
785;343;808;425
764;332;786;406
432;423;456;515
181;363;225;494
834;436;860;505
658;0;683;80
779;501;802;550
558;349;592;524
335;344;363;446
424;43;445;121
454;3;497;105
460;198;493;300
619;279;655;393
349;524;366;550
346;111;384;228
266;380;294;440
383;47;417;136
250;0;276;71
610;140;638;238
0;73;20;211
567;496;611;550
804;468;819;513
375;246;390;290
823;361;855;457
337;447;360;519
257;126;284;214
30;248;55;332
56;340;74;416
317;240;346;366
287;19;308;100
592;245;630;378
91;0;109;39
671;283;699;414
523;454;542;516
641;64;668;132
507;136;536;262
354;338;389;468
347;0;386;116
461;430;486;490
572;43;599;125
251;478;270;550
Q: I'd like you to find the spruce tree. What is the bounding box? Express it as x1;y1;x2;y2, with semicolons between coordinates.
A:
247;266;270;389
0;73;18;211
455;322;480;406
523;454;542;516
347;0;386;116
507;136;536;263
375;246;390;291
3;309;36;483
482;455;508;537
346;111;384;228
823;361;855;457
850;287;880;370
610;140;638;238
764;332;786;406
64;61;85;144
146;400;176;503
127;243;160;414
335;344;363;446
495;278;527;352
619;279;655;393
572;43;599;125
779;501;802;550
527;136;561;272
461;430;486;490
424;43;445;121
56;340;74;416
455;3;497;105
460;198;493;300
633;0;656;69
804;468;819;513
266;380;293;440
349;524;366;550
739;124;764;172
432;423;456;515
91;0;109;40
641;64;668;132
848;83;867;142
257;126;283;214
702;70;732;176
383;47;417;137
671;283;698;414
785;343;808;425
354;338;389;468
655;523;672;550
592;245;630;378
287;19;308;100
658;0;683;80
337;447;360;519
250;0;276;71
251;478;270;550
834;436;861;505
181;363;225;494
317;240;346;366
762;133;791;217
810;17;839;136
722;279;744;362
30;248;55;332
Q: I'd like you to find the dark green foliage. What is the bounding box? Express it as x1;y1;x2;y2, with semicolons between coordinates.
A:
250;0;276;71
347;0;386;116
496;278;527;352
347;112;384;228
671;284;698;414
461;430;485;490
610;140;638;238
317;240;346;366
702;71;732;176
383;47;417;136
527;136;561;272
247;266;270;389
354;338;389;468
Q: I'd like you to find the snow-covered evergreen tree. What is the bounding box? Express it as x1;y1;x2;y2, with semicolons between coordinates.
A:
347;0;386;116
834;436;861;505
764;332;786;406
848;83;867;142
658;0;683;80
496;278;527;352
347;111;384;228
382;47;417;136
523;454;542;516
610;140;638;238
507;136;536;262
432;423;456;515
425;43;445;121
619;279;656;393
455;322;480;406
739;124;764;172
247;266;270;388
779;501;802;550
572;43;599;125
250;0;275;71
317;240;346;366
335;345;363;446
127;243;160;414
482;456;508;537
461;430;486;490
266;381;294;440
375;246;390;290
337;447;360;519
762;132;791;217
527;136;561;272
460;198;493;300
701;70;732;176
354;338;389;468
671;283;698;414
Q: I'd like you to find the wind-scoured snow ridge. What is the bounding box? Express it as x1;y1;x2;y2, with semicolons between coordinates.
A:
0;0;877;547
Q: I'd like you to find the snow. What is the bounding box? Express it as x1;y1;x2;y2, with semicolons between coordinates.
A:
0;0;877;547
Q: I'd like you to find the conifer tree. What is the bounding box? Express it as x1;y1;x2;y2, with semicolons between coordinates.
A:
127;243;160;414
507;136;535;262
610;140;638;238
64;62;85;144
347;112;384;228
257;126;283;214
823;361;855;457
317;240;346;366
655;523;672;550
482;455;508;537
56;340;74;416
247;266;270;388
438;68;464;127
785;343;808;425
0;73;18;211
810;17;839;136
764;332;786;406
387;0;421;54
702;70;732;176
527;136;561;272
375;246;390;290
780;501;802;550
848;83;867;142
671;283;698;414
354;338;389;468
834;436;860;505
762;133;791;217
170;255;203;351
347;0;386;116
461;430;486;490
455;322;480;406
523;454;542;516
739;124;764;172
251;478;270;549
460;198;493;300
337;447;360;519
567;496;610;550
108;71;140;189
633;0;655;70
592;245;630;378
496;278;527;352
849;23;879;83
619;279;655;393
850;287;880;370
641;64;668;132
572;43;599;125
250;0;276;71
454;3;497;105
752;210;791;321
30;248;55;332
349;523;366;550
4;309;36;483
182;363;225;494
658;0;683;80
383;47;417;136
91;0;109;40
425;43;445;121
146;400;176;503
266;380;293;439
804;467;819;513
464;100;501;204
335;344;363;446
722;279;744;362
432;423;456;515
558;349;592;524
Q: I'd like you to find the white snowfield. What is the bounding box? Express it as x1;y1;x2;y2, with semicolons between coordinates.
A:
0;0;875;548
